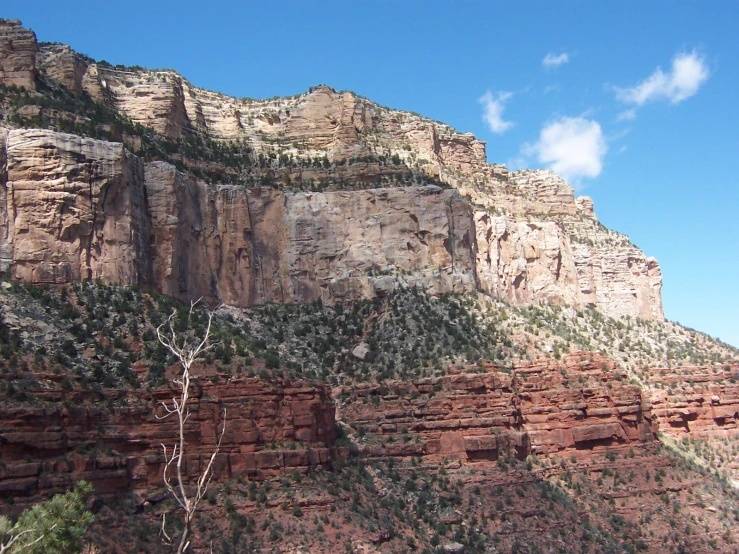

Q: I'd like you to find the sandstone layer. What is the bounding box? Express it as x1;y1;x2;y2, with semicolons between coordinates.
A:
338;353;656;463
7;354;738;505
3;129;151;284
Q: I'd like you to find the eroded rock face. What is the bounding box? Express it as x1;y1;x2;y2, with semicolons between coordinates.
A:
644;362;739;438
281;185;477;304
36;44;88;97
0;128;664;319
1;355;736;506
144;163;477;306
0;19;37;90
474;212;580;307
572;245;664;320
337;353;656;462
0;377;337;501
5;129;151;285
0;19;664;320
0;128;9;272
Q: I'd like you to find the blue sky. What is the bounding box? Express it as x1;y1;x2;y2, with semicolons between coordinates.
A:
4;1;738;346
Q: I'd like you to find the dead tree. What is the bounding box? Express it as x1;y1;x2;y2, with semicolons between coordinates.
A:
156;298;225;554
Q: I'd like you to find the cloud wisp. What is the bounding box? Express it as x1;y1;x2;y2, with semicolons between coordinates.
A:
616;50;710;107
479;91;514;134
617;108;637;122
542;52;569;69
524;116;607;185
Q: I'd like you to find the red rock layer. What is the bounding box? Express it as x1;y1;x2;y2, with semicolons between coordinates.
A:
0;378;336;505
337;353;656;463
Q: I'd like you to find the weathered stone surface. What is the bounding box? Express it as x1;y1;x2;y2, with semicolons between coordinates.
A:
338;353;656;461
36;44;88;96
0;377;337;500
84;68;191;138
144;163;478;306
0;19;37;90
572;244;664;319
5;129;151;284
474;212;580;307
282;185;476;304
0;131;663;320
0;128;9;272
646;362;739;437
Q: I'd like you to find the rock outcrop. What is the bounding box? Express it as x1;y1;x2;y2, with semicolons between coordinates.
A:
0;127;664;318
644;362;739;438
0;19;37;91
36;44;88;97
0;377;337;503
0;354;671;503
144;162;476;306
338;353;656;463
4;129;151;285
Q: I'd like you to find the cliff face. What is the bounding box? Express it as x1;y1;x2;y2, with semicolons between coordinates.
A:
0;354;656;503
0;129;663;318
3;129;150;285
0;21;664;320
0;20;36;91
338;353;656;463
0;377;337;502
10;355;738;504
145;162;476;306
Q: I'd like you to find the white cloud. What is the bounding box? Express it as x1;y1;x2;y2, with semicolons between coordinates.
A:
617;108;637;122
524;116;607;184
616;50;709;106
542;52;569;69
479;91;514;134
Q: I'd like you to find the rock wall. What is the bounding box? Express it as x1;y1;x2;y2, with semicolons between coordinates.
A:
9;355;736;505
474;212;581;307
36;44;88;97
0;377;337;503
644;362;739;438
0;19;37;91
4;129;151;285
145;162;476;306
337;353;656;462
0;129;664;318
0;128;9;272
0;19;664;319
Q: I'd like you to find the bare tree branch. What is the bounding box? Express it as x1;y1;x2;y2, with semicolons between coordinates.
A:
155;299;226;554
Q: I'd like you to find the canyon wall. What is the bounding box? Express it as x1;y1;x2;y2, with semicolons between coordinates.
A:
0;21;664;319
0;377;337;503
11;355;736;503
144;161;476;306
338;353;657;463
0;128;663;318
2;129;151;285
0;20;36;91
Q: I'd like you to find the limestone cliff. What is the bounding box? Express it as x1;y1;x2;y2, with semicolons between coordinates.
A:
0;20;664;319
3;129;151;285
144;162;476;306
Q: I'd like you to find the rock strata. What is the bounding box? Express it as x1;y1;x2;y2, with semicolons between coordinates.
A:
337;353;656;463
0;19;665;320
0;19;37;90
0;129;664;319
0;376;337;503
